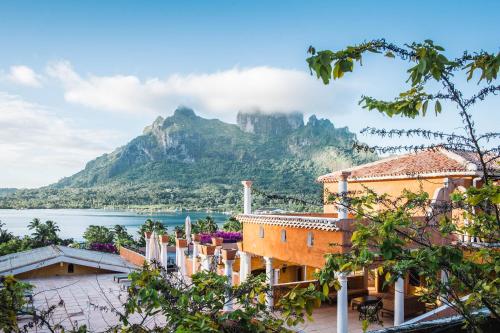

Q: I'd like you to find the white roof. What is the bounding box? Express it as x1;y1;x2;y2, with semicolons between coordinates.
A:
0;245;137;276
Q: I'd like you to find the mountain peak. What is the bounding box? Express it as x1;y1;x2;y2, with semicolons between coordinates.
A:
173;106;196;118
236;110;304;136
143;116;165;134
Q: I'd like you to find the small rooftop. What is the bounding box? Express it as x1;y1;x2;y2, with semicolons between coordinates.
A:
0;245;137;276
237;213;340;231
19;274;165;331
318;148;499;183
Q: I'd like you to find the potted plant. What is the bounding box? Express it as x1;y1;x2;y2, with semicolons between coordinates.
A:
192;233;201;242
175;238;187;248
221;248;237;261
160;234;169;244
211;236;223;246
200;244;216;256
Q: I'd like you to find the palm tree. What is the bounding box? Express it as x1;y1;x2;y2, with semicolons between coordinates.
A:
194;216;218;234
28;219;61;247
113;225;134;247
0;221;14;243
28;218;41;231
45;220;60;243
138;219;165;246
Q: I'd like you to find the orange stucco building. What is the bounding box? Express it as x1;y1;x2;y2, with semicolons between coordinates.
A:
236;149;497;273
171;148;498;330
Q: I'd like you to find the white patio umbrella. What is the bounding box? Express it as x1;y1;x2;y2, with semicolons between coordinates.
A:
185;216;192;243
148;231;161;263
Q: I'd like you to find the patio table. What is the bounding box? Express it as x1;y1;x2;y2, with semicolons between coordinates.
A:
353;296;383;323
350;295;381;309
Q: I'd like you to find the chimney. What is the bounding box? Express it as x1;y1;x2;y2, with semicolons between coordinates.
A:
242;180;253;214
337;172;351;219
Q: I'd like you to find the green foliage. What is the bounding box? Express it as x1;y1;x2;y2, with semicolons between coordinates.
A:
28;218;62;247
119;264;289;332
0;109;376;211
0;236;32;256
82;225;114;244
222;216;242;232
278;283;324;327
0;276;33;332
0;221;14;243
113;224;135;247
138;219;166;246
193;216;219;234
0;219;66;256
307;38;500;330
307;39;500;120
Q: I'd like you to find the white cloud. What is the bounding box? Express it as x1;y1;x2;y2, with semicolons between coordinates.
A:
46;60;359;121
0;92;119;187
5;65;42;87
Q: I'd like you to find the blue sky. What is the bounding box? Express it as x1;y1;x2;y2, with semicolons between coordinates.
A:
0;0;498;187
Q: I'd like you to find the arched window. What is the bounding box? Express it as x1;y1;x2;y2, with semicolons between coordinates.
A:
307;232;314;247
281;230;287;242
259;226;264;238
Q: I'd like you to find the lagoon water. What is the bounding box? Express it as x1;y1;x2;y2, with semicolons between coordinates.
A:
0;209;228;241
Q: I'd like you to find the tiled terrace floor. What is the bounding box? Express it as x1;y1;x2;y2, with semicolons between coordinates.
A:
20;274;165;332
21;274;394;333
294;304;393;333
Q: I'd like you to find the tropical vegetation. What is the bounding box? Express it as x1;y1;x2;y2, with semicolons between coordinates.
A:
0;109;376;212
278;39;500;331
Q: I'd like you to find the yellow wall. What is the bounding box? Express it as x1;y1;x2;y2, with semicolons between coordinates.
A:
16;262;116;279
324;176;473;213
242;223;347;268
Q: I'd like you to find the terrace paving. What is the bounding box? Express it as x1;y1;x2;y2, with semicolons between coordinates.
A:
19;274;165;332
20;274;393;332
294;304;392;332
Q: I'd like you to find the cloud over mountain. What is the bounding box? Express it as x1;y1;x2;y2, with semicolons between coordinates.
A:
46;61;356;121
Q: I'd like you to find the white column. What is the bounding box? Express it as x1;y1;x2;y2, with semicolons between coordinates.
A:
192;241;199;275
177;246;187;280
175;245;180;266
245;253;252;280
223;259;234;311
337;172;350;219
242;180;253;214
337;272;348;333
239;251;252;283
144;232;151;261
274;268;280;285
394;277;405;326
160;236;169;268
239;252;247;281
264;256;274;310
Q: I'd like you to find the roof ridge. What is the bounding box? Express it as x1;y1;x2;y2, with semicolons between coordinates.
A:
438;148;478;171
317;151;420;182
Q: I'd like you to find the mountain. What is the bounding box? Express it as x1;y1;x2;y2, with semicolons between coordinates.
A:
0;188;17;197
0;107;376;211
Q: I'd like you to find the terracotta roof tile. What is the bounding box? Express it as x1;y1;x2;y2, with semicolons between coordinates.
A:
318;149;499;183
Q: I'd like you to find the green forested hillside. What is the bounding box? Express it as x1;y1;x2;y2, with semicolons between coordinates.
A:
0;107;376;211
